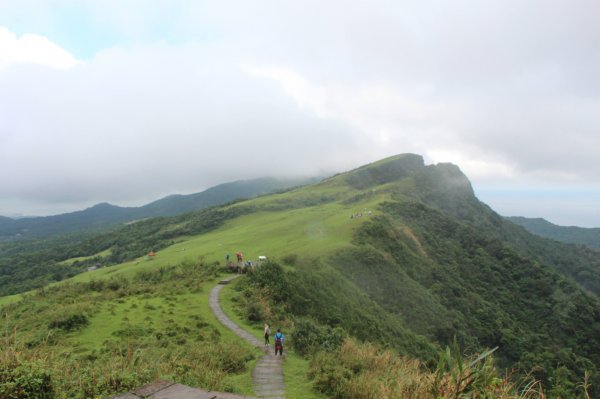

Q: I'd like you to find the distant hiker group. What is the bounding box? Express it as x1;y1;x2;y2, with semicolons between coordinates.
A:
225;251;249;273
264;324;284;356
225;251;267;274
350;209;373;219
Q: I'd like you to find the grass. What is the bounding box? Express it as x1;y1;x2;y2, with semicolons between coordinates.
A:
53;199;377;288
75;274;259;394
59;248;112;265
1;170;394;304
219;277;326;399
1;265;260;397
0;293;21;307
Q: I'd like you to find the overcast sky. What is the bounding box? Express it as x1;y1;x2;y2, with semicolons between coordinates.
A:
1;0;599;227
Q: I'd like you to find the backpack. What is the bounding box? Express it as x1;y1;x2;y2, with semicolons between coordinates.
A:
275;333;282;346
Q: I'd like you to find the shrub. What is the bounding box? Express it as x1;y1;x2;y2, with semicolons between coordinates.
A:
291;318;345;356
246;301;264;322
282;254;298;266
48;313;89;331
0;360;54;399
248;262;290;302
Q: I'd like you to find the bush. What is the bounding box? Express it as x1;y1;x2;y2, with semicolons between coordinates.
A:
248;262;290;302
213;342;254;373
292;318;346;356
246;301;264;322
0;360;54;399
48;313;89;332
282;254;298;266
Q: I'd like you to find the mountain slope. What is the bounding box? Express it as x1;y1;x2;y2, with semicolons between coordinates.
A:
0;176;318;241
2;153;599;396
508;216;600;249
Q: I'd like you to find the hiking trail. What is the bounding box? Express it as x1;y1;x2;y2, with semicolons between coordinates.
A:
209;275;286;399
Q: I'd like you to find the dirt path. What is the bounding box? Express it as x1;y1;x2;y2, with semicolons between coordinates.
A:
209;275;286;399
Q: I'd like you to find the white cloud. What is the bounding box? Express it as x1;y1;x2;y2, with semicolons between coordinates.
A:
425;149;517;182
0;41;358;214
0;27;81;70
1;1;600;226
245;65;460;156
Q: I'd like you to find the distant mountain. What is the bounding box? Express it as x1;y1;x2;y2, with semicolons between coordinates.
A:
507;216;600;249
0;177;320;240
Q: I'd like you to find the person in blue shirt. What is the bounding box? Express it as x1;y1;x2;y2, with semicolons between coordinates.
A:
274;328;284;356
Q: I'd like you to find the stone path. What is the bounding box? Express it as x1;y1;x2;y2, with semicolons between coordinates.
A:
209;275;286;399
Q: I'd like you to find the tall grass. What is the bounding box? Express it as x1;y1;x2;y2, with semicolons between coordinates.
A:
1;330;251;398
308;338;561;399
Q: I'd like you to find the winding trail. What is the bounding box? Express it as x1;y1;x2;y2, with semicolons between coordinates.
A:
209;275;286;399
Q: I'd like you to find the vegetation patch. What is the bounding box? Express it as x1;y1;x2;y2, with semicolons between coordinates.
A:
0;259;256;398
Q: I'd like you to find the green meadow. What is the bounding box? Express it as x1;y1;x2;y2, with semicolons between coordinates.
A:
59;249;112;266
65;184;387;284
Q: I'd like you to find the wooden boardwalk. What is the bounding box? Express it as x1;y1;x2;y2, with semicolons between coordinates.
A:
108;380;254;399
209;275;286;399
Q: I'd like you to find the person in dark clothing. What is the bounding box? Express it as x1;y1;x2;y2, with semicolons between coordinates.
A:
274;328;284;356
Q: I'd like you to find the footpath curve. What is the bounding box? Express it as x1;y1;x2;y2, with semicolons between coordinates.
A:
209;275;286;399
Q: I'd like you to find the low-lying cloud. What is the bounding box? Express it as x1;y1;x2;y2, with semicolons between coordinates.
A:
0;40;364;214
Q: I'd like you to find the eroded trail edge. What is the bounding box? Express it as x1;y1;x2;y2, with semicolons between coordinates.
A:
209;275;286;399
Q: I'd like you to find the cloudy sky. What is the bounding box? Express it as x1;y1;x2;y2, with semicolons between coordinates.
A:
1;1;599;226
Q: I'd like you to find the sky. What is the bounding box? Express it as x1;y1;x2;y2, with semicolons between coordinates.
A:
1;1;599;227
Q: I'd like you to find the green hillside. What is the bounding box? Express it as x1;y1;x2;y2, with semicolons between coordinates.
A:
508;216;600;249
0;177;320;295
1;154;599;398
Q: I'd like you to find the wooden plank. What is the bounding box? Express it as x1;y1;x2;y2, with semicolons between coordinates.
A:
106;393;140;399
132;380;175;397
147;383;217;399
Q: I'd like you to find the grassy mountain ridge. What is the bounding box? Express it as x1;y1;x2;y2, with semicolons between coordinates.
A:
2;153;599;397
508;216;600;249
0;176;319;241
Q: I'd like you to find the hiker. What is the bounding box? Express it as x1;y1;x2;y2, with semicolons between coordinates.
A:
274;328;284;356
264;324;271;346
